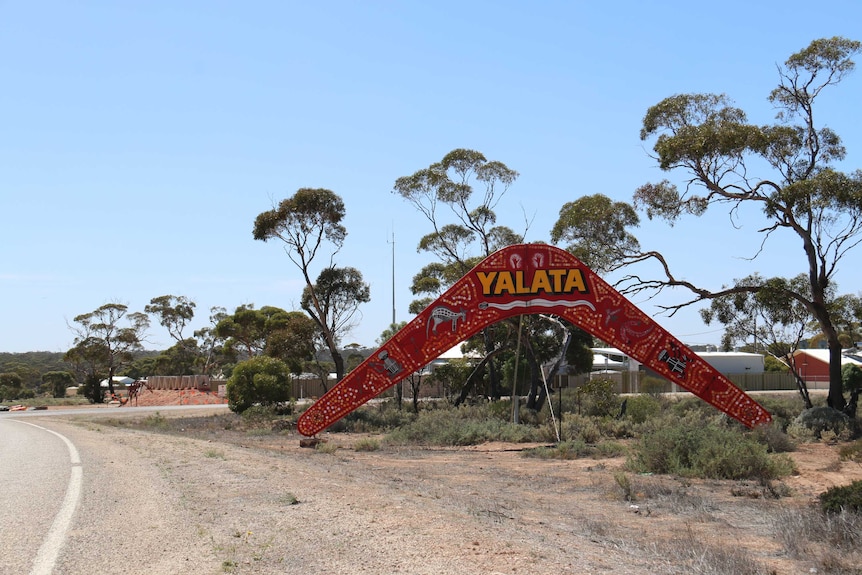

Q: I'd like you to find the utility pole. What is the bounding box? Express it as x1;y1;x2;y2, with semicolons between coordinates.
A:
388;230;396;325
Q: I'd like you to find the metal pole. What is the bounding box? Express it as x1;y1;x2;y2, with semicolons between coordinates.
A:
389;231;396;326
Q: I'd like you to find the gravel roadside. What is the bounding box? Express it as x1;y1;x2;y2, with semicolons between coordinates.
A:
37;417;862;575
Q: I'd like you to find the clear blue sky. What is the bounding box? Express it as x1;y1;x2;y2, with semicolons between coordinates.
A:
2;1;860;353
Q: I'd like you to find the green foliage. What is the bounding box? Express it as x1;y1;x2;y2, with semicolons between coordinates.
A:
0;372;23;388
42;371;74;398
0;352;69;388
788;406;853;440
240;404;279;425
751;393;807;431
819;480;862;514
352;438;380;452
838;439;862;464
227;356;293;413
841;363;862;394
628;415;796;480
751;424;797;454
764;355;789;372
330;400;415;433
623;394;663;424
640;376;671;396
550;193;641;273
385;406;540;446
635;37;862;411
575;378;620;417
78;375;103;404
426;359;473;399
522;439;591;460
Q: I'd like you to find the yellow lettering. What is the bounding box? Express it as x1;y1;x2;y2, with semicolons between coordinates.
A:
563;269;588;293
531;270;552;293
477;271;497;295
479;268;590;296
495;272;516;295
548;269;567;292
515;271;530;294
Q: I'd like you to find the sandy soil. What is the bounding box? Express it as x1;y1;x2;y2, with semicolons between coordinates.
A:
60;414;862;575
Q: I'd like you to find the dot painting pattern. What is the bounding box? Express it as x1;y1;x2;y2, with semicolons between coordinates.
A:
297;244;772;436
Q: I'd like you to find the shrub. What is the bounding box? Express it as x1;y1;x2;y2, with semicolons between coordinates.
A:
628;418;795;480
226;356;292;414
838;439;862;464
523;440;589;460
385;407;541;446
752;423;796;453
353;438;380;452
575;378;620;417
640;376;670;396
754;394;807;431
560;414;602;444
789;406;852;440
337;401;415;433
820;480;862;514
622;394;662;424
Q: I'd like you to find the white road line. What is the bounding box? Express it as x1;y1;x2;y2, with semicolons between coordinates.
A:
13;421;83;575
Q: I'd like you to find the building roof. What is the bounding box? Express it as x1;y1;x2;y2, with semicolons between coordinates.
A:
792;349;862;366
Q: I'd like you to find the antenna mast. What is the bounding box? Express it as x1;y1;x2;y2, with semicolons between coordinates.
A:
388;230;396;326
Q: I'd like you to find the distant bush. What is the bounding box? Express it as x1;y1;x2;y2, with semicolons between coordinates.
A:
820;480;862;514
640;376;670;396
623;394;663;424
352;438;380;452
753;394;806;432
575;378;620;418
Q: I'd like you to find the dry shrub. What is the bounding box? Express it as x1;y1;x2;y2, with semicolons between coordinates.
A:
773;506;862;573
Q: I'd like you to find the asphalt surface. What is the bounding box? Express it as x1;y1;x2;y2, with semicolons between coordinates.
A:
0;407;226;575
0;419;74;575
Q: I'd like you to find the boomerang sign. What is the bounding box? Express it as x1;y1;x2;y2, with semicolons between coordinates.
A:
297;244;771;436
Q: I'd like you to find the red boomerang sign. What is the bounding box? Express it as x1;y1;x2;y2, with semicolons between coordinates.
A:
297;244;772;436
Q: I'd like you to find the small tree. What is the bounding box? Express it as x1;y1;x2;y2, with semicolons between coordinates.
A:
555;38;862;414
394;148;521;400
194;306;229;377
226;356;293;413
253;188;369;382
65;302;149;402
42;371;74;399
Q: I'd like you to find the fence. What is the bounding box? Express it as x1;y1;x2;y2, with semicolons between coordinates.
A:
182;370;825;403
552;370;818;395
145;375;215;390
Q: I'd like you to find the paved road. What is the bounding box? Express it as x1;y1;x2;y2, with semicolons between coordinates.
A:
0;419;77;575
0;408;225;575
2;403;230;419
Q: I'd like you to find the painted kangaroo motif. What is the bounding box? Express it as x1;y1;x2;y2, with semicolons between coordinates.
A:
426;306;467;337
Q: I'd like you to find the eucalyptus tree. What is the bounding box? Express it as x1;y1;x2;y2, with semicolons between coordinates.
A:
193;306;229;377
42;371;75;399
700;274;822;409
393;148;521;399
253;188;370;381
65;302;149;401
554;38;862;413
144;295;199;375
